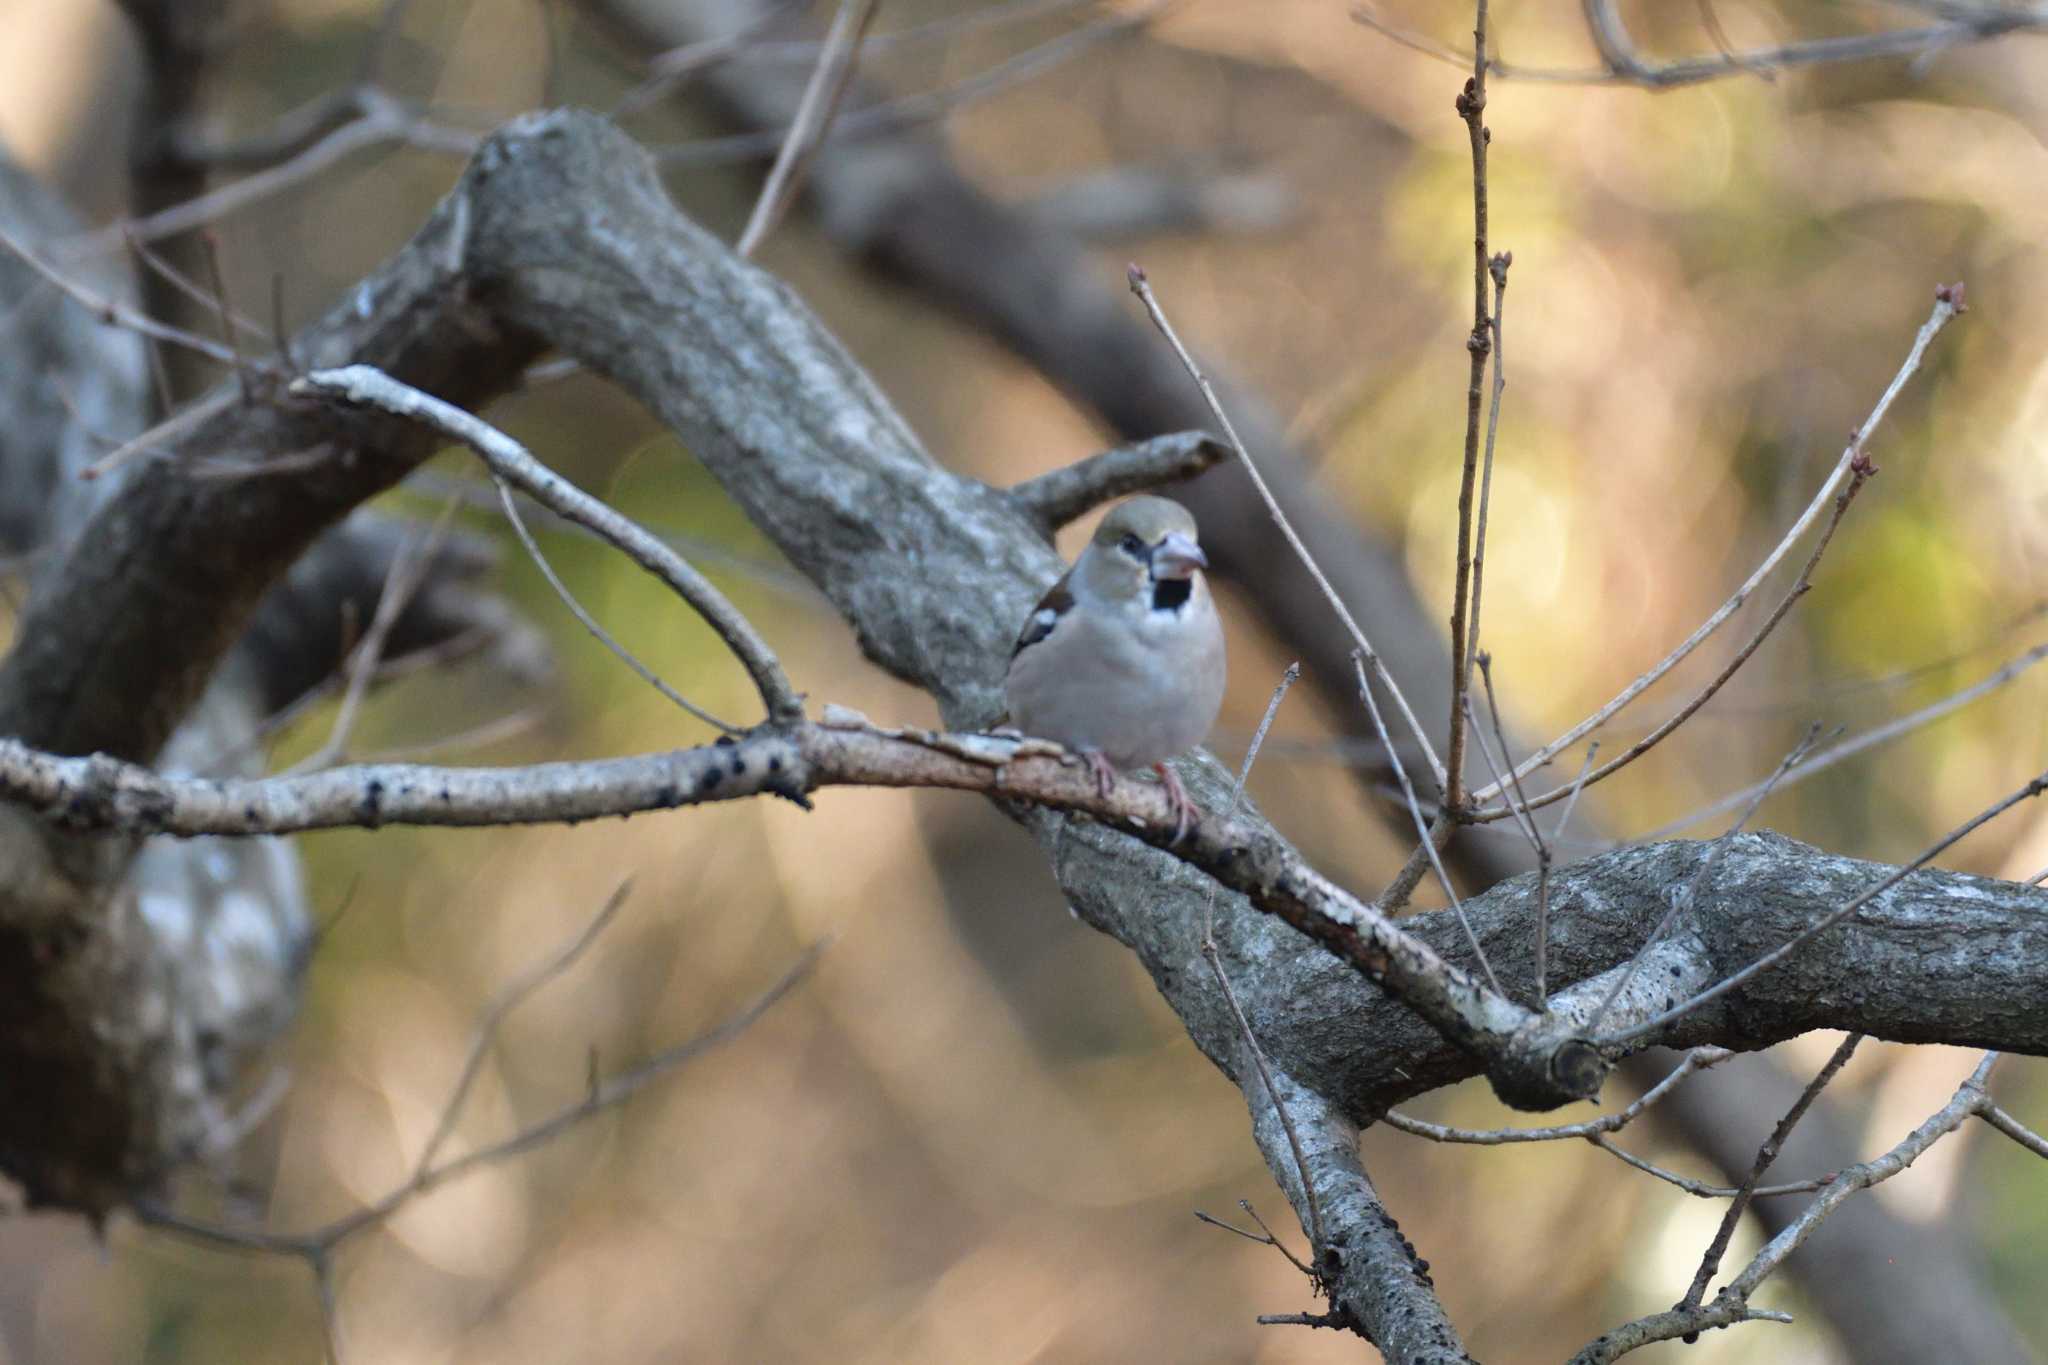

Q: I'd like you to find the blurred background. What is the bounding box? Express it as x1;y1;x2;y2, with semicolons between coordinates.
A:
2;0;2046;1360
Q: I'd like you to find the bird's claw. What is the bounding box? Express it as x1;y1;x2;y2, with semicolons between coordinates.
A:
1154;761;1198;845
1083;749;1118;801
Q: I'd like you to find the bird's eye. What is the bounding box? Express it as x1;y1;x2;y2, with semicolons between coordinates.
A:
1118;533;1146;557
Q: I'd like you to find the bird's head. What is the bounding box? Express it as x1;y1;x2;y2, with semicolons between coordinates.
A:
1080;496;1208;609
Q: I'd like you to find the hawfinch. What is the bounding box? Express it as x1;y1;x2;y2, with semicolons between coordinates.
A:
1005;495;1225;842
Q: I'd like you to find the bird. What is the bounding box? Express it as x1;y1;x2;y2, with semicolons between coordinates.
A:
1004;495;1226;843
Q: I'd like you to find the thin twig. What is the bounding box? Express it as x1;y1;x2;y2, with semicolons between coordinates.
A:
1128;265;1447;788
123;227;272;350
1573;1052;2005;1362
1444;8;1495;813
1352;652;1505;994
0;220;245;369
138;942;823;1258
1470;286;1966;805
197;229;251;401
284;499;463;774
493;471;741;733
1640;638;2048;841
1585;1135;1830;1199
1374;813;1451;914
1474;453;1877;823
1980;1100;2048;1160
734;0;882;259
1681;1033;1863;1311
1464;251;1512;704
1471;656;1549;1005
654;1;1178;167
79;91;481;250
1193;1203;1310;1276
1383;1046;1733;1143
1198;666;1324;1263
293;365;803;724
1352;1;2047;90
414;882;635;1179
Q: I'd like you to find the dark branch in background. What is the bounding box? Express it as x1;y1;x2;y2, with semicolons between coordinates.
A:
572;4;2036;1354
1351;0;2048;88
0;142;548;1213
140;911;822;1361
4;5;2031;1350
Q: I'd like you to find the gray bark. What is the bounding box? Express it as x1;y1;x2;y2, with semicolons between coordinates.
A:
0;146;545;1212
571;3;2037;1356
4;111;2042;1354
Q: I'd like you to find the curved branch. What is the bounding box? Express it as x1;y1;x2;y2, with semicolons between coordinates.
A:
1006;429;1227;535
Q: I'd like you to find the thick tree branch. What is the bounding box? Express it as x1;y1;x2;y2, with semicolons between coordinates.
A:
5;93;2037;1349
574;8;2033;1351
7;720;2046;1084
1006;429;1227;536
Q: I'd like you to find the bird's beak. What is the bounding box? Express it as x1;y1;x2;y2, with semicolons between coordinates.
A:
1151;531;1207;579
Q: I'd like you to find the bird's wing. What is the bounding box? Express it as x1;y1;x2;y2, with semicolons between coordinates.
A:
1009;571;1076;660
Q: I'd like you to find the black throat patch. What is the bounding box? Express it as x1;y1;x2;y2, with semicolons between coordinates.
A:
1152;578;1192;613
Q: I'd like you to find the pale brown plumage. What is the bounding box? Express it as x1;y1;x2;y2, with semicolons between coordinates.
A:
1005;496;1226;842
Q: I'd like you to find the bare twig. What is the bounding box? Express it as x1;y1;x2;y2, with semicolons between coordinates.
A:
1444;9;1495;813
283;499;461;772
197;229;250;401
1198;667;1325;1262
1578;0;2041;89
617;0;1095;113
734;0;881;259
124;228;272;350
1383;1045;1734;1144
1374;812;1451;915
414;882;634;1179
1641;638;2048;840
1128;265;1447;788
1471;286;1966;806
138;939;822;1269
1193;1200;1311;1276
1573;1052;2002;1362
654;2;1177;167
492;470;742;733
1680;1033;1863;1312
292;365;803;724
1473;461;1874;823
79;89;481;250
1469;656;1548;1004
1353;653;1505;995
1586;1135;1830;1199
0;220;245;369
1464;252;1511;705
1980;1100;2048;1160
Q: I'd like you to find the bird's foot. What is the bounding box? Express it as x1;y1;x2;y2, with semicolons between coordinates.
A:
1082;748;1118;801
1154;761;1198;845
